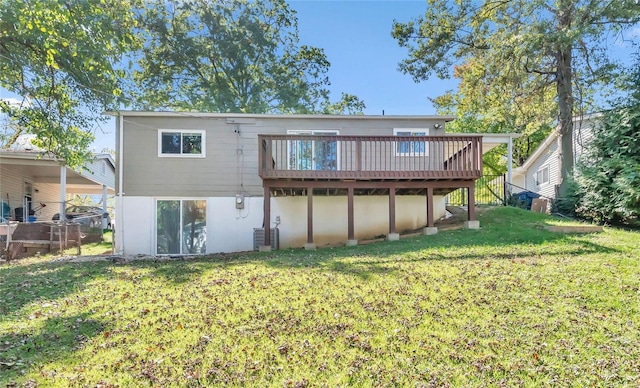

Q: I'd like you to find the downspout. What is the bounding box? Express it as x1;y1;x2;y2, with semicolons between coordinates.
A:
117;113;125;254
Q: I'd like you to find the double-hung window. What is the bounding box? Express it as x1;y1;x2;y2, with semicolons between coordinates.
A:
394;128;429;156
536;165;549;186
158;129;206;157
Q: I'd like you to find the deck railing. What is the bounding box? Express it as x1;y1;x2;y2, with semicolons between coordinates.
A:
259;134;483;180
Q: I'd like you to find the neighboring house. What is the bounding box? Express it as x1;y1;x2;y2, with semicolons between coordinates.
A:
0;135;115;222
510;113;600;199
110;112;517;255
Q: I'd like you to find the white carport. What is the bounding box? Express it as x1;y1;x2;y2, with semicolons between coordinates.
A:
0;151;115;222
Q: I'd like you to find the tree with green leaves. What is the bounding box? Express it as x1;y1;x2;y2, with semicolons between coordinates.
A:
574;56;640;224
431;59;556;173
392;0;640;197
133;0;364;114
0;0;140;168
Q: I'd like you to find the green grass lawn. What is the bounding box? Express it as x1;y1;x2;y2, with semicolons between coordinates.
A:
1;207;639;386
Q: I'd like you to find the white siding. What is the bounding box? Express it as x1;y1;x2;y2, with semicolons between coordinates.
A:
32;183;62;221
0;165;60;220
526;139;559;199
78;157;115;188
518;115;598;199
573;119;595;165
118;196;155;255
0;164;26;218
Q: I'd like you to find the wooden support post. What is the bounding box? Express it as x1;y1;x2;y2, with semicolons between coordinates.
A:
347;186;355;240
468;184;476;221
465;183;480;229
307;189;313;244
389;188;396;233
304;188;316;250
427;187;434;227
263;185;271;250
388;188;398;240
423;187;438;235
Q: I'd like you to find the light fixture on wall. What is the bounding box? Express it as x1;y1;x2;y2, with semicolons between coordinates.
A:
434;123;442;129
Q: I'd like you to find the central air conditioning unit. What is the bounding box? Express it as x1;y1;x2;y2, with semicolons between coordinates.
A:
253;228;279;251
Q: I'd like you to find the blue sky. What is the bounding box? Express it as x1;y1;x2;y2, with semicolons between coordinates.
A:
290;0;455;115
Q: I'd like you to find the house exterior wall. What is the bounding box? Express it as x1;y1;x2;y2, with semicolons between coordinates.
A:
0;164;59;221
32;183;61;221
115;113;455;255
525;138;559;199
118;115;447;197
79;157;115;189
118;194;446;254
516;116;597;198
0;163;29;218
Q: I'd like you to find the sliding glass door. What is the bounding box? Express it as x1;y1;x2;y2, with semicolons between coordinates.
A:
288;130;339;171
156;199;206;254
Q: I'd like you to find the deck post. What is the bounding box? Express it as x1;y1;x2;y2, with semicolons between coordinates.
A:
388;188;399;241
465;183;480;229
261;185;272;251
305;188;316;250
424;186;438;235
346;186;357;246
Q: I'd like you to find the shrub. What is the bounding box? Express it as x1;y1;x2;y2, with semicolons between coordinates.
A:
574;107;640;224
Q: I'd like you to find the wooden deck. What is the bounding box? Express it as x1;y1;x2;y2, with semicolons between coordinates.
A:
259;134;482;182
257;134;484;249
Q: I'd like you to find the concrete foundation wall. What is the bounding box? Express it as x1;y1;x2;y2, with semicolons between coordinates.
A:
118;195;446;255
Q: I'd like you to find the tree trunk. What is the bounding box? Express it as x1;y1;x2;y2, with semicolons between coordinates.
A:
555;5;574;199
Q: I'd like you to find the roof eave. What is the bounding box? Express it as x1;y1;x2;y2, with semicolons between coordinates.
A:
103;110;457;122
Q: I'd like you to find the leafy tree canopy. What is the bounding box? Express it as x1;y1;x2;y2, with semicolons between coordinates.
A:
393;0;640;193
0;0;140;168
432;59;556;172
574;55;640;224
133;0;364;114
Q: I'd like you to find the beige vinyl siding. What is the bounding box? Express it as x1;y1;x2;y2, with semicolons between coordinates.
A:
120;116;448;197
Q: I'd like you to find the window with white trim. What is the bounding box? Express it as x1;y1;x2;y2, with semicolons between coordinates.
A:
536;165;549;186
158;129;206;157
393;128;429;156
